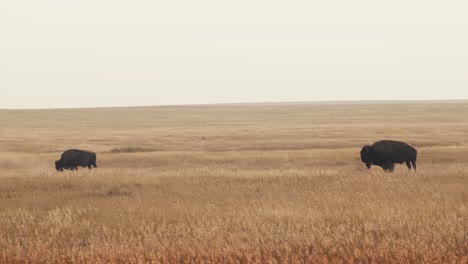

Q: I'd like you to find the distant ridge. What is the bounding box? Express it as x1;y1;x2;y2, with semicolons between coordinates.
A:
2;99;467;111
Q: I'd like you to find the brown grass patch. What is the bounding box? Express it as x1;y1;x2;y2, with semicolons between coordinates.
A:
0;102;467;263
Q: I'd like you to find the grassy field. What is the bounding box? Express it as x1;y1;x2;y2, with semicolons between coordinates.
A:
0;101;467;263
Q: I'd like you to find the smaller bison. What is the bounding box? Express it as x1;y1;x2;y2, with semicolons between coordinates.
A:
55;149;97;171
360;140;417;172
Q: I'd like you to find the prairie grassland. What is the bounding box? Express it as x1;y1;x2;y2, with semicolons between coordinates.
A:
0;101;467;263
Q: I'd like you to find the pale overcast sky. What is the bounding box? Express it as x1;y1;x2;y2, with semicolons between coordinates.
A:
1;1;467;109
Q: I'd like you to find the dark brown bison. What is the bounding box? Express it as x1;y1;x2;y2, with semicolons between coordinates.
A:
360;140;417;172
55;149;97;171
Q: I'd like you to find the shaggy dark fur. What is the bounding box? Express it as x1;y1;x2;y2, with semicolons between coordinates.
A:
360;140;417;172
55;149;97;171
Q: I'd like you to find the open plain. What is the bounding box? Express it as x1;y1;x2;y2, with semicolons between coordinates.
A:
0;101;467;263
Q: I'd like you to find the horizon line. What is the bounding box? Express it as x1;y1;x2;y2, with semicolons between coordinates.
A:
1;99;468;111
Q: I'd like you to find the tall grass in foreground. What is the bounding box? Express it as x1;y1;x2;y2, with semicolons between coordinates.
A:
0;148;466;263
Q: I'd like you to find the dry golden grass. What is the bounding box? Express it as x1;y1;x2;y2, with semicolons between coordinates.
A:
0;101;467;263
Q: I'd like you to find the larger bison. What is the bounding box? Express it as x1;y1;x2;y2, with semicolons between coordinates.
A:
55;149;97;171
360;140;417;172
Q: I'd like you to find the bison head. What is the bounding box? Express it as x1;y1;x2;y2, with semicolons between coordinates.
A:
55;160;63;171
360;146;373;169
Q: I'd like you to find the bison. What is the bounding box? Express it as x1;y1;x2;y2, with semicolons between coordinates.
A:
360;140;417;172
55;149;97;171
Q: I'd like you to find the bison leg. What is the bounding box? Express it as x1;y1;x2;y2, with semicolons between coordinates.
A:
411;160;417;172
406;161;412;171
383;162;394;172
